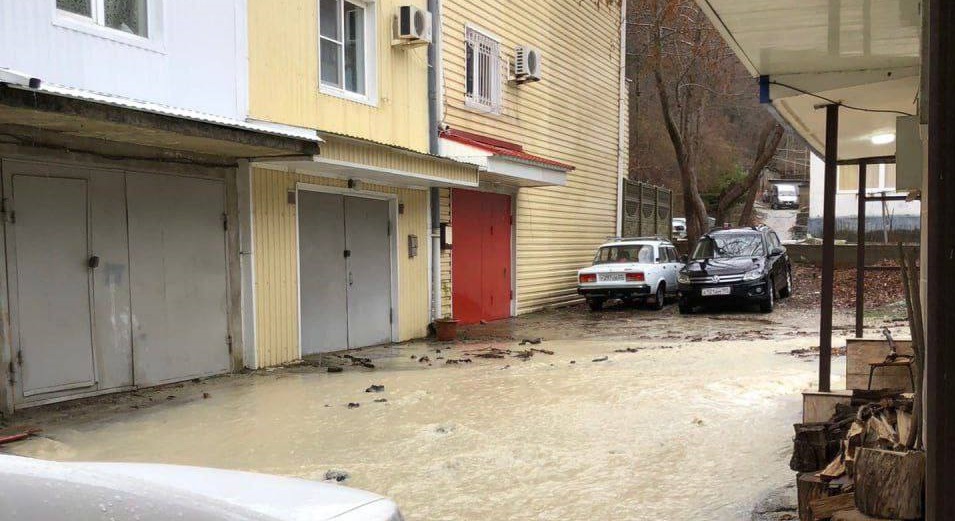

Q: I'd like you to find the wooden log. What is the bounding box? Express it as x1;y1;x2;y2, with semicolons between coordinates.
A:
854;449;925;520
831;508;897;521
791;423;830;472
799;473;839;521
811;493;856;520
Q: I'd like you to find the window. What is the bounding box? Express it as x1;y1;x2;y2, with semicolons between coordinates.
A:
465;25;502;113
595;245;654;264
56;0;149;37
837;164;895;192
692;234;766;260
320;0;374;99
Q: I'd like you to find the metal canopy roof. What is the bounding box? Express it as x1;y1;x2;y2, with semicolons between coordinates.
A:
699;0;922;160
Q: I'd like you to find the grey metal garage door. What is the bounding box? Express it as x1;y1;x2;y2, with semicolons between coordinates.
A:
126;173;230;386
11;175;95;396
298;191;392;355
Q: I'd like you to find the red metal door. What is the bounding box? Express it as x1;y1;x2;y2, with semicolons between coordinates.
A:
451;189;512;324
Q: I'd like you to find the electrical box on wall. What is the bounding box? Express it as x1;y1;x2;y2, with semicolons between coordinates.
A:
440;223;452;250
408;234;418;258
896;115;922;192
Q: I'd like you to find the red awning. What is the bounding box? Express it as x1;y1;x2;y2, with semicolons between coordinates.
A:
440;128;574;171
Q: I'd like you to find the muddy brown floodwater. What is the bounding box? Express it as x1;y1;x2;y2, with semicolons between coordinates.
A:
4;299;904;521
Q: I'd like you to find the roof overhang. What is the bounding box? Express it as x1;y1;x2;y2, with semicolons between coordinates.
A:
0;70;320;161
438;130;571;187
253;155;479;189
698;0;922;161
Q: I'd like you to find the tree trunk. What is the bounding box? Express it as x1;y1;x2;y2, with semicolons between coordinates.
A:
712;121;784;225
899;246;924;450
854;448;925;520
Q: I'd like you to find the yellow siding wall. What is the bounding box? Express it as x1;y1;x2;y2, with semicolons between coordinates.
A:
251;167;431;367
439;187;452;316
248;0;431;153
442;0;626;313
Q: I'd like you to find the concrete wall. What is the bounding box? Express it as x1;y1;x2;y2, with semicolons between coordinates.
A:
786;243;919;268
0;0;248;120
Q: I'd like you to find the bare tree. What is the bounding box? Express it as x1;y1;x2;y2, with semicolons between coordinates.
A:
630;0;785;246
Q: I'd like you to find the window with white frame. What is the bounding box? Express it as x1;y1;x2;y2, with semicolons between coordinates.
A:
56;0;149;37
465;26;502;113
320;0;374;99
837;163;898;192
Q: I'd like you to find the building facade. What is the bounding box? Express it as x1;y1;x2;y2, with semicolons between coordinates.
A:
0;0;319;413
435;0;629;321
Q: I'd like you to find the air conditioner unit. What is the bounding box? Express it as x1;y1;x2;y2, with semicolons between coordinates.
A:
393;5;432;47
514;46;542;83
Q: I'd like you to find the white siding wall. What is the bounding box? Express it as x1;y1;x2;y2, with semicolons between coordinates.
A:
809;153;920;220
0;0;247;119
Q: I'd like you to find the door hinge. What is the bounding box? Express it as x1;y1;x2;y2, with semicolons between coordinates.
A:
0;198;12;224
226;335;233;354
389;308;393;324
222;213;229;231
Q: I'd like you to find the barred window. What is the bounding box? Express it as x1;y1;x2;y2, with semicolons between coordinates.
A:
465;26;502;113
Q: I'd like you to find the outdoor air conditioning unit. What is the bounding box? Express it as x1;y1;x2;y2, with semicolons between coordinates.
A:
513;46;543;83
393;5;432;47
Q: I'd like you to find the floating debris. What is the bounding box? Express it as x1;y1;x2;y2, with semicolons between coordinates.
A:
327;366;344;373
324;470;350;483
592;356;609;363
347;402;360;409
365;384;385;393
519;338;543;346
445;358;472;365
614;347;640;353
374;398;388;403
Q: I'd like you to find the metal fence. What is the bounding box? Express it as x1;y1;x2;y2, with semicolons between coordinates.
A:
622;179;672;238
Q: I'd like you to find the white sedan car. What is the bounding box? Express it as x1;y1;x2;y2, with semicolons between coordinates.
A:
0;455;403;521
577;238;684;311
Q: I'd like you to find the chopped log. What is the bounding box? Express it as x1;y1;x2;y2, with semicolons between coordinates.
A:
799;473;840;521
854;449;924;520
811;493;856;520
792;423;830;472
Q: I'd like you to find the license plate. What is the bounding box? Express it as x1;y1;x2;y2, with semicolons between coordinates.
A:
701;286;731;296
598;273;626;282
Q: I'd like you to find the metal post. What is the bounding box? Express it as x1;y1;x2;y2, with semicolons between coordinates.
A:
855;160;867;338
819;104;839;393
927;0;955;517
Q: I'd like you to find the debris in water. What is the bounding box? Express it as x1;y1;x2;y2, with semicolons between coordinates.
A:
418;356;431;363
365;384;385;393
327;366;344;373
513;350;534;361
324;470;350;483
347;402;360;409
469;347;508;359
519;338;543;346
570;360;576;364
0;428;41;446
592;356;609;363
344;354;375;369
202;392;211;399
166;395;175;400
445;358;472;365
531;348;554;355
374;398;388;403
614;347;640;353
692;418;705;426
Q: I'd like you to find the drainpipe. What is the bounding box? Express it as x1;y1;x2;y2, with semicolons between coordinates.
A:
427;0;443;321
615;0;629;236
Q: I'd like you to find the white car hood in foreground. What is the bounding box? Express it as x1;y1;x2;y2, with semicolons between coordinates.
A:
0;455;400;521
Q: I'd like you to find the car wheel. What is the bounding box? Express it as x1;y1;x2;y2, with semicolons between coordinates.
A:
587;298;605;312
678;300;693;314
651;283;665;310
779;268;793;298
760;281;775;313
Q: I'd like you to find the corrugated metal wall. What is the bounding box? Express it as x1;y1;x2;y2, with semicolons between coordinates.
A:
251;166;431;367
247;0;432;153
441;0;627;313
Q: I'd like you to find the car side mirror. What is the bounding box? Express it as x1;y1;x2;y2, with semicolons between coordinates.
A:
770;246;785;256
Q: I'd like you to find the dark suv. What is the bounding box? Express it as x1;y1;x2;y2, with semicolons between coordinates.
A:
677;225;793;313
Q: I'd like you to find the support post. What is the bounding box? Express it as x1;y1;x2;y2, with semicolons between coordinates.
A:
855;160;867;338
819;104;839;392
927;0;955;517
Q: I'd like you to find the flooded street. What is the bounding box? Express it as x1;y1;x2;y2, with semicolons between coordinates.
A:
4;302;868;520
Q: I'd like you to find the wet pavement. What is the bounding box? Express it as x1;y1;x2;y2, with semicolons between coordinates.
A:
2;298;904;520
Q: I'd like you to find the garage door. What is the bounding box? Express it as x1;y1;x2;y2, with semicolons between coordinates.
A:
126;173;230;386
451;189;512;324
298;191;393;355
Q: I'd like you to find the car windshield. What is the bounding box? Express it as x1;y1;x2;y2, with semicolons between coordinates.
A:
778;186;797;195
595;245;654;264
692;234;765;259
